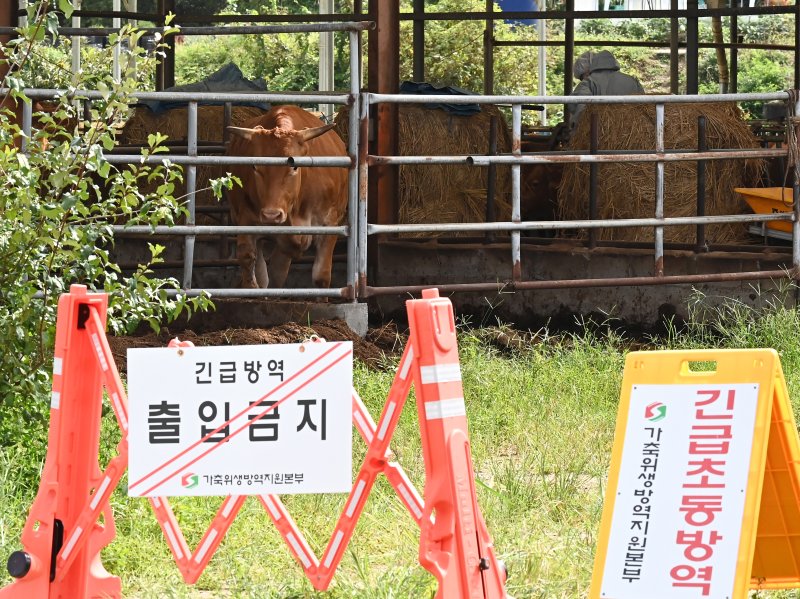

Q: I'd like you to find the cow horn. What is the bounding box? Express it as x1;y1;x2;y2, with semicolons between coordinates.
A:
296;123;336;144
226;126;261;140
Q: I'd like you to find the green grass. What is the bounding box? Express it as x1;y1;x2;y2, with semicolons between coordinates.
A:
5;289;800;597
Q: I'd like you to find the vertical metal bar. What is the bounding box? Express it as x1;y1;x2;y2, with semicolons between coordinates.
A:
696;115;707;252
358;92;370;298
730;1;738;93
112;0;121;81
485;116;497;245
655;103;665;277
17;0;26;28
483;0;494;95
319;0;334;119
347;29;360;301
163;0;176;89
223;101;232;144
71;0;81;75
511;103;522;282
412;0;424;82
793;97;800;276
155;0;165;90
670;0;679;94
686;0;699;94
537;7;547;124
588;113;599;249
20;98;31;154
183;101;197;290
564;0;575;96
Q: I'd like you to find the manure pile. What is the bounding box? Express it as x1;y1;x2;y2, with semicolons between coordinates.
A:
336;104;513;236
558;102;764;244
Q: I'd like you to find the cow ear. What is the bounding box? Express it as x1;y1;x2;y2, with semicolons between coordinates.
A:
296;124;336;144
226;126;260;141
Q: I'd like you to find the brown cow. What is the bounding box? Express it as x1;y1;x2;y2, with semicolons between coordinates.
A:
226;105;348;290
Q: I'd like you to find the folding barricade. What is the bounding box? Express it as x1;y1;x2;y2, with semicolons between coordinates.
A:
0;285;508;599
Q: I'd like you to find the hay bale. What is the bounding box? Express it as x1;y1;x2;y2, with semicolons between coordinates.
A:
557;102;765;244
336;105;512;236
119;105;266;224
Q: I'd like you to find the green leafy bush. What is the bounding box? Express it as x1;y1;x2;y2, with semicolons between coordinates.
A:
0;3;229;447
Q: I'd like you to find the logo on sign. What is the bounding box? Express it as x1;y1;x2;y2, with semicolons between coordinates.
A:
645;402;667;422
181;473;199;489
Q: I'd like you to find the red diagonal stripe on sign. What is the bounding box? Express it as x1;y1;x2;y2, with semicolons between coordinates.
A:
128;343;342;489
137;345;352;496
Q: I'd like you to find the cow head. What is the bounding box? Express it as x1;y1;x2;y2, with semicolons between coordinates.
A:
227;123;335;224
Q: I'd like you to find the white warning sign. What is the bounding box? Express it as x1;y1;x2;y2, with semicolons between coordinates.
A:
127;341;353;497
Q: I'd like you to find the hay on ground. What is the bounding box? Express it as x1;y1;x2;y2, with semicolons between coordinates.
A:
336;104;513;236
557;102;764;244
119;105;266;224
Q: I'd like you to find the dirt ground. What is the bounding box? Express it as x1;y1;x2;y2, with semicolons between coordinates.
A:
107;320;407;373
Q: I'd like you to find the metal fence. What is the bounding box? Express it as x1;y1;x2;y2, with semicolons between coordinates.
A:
359;90;796;297
7;23;797;301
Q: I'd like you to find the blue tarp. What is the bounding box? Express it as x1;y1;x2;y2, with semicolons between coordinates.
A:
138;63;270;114
398;81;481;116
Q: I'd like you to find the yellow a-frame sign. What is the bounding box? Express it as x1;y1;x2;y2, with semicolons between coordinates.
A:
590;349;800;599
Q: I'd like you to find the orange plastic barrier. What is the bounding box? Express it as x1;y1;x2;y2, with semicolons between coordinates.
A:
1;285;508;598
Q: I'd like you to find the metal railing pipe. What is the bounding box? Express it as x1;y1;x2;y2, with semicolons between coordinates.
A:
368;92;790;105
366;212;792;235
183;101;197;289
696;116;707;251
112;225;349;235
6;88;353;105
368;148;785;167
511;103;521;281
105;155;353;167
21;99;32;154
358;92;370;298
165;287;348;299
346;28;360;301
0;21;375;37
655;103;665;276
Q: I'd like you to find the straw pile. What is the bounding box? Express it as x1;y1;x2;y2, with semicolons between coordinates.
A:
557;102;764;244
335;104;513;236
119;105;266;224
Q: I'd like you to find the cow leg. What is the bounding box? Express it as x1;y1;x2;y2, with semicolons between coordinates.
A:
267;250;293;288
254;245;269;288
312;234;337;289
254;237;276;288
237;234;259;288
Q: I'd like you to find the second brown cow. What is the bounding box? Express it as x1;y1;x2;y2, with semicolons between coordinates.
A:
226;105;348;290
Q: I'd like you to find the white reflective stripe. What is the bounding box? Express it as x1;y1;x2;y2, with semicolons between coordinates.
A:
353;410;373;444
152;497;162;508
90;476;112;511
194;529;218;563
346;480;366;518
420;363;461;384
111;392;128;432
53;357;63;375
287;533;312;569
376;402;395;441
60;526;83;561
398;484;423;520
262;496;281;521
221;497;237;518
91;333;109;372
51;391;60;409
164;522;183;560
399;346;414;380
424;398;467;420
323;530;345;569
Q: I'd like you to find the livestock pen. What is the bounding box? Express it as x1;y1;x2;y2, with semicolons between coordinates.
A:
2;2;799;331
